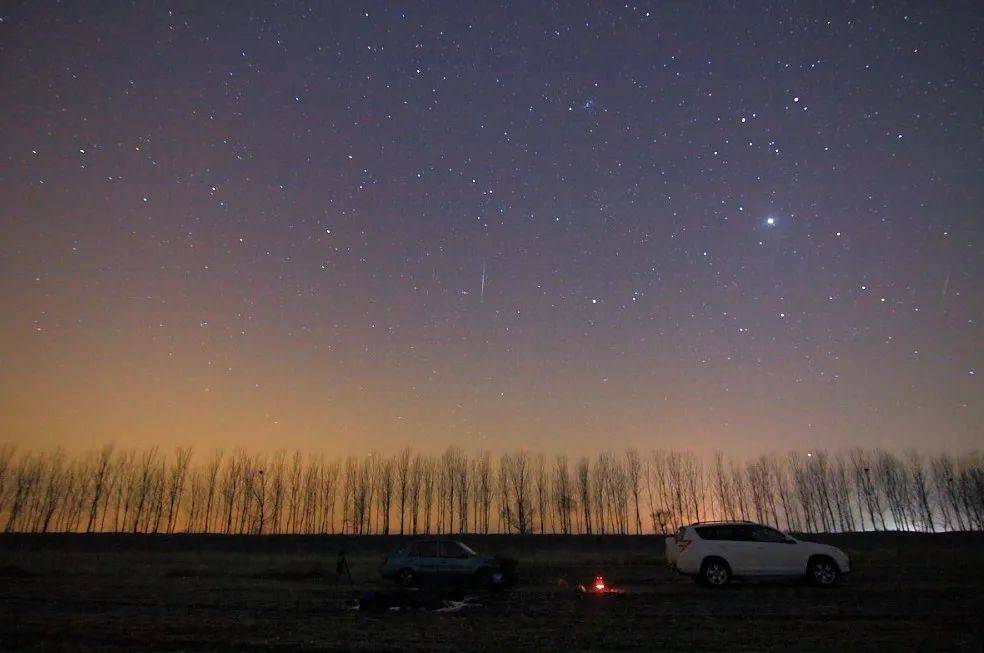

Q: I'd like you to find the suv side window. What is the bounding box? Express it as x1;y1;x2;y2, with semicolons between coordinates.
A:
695;526;723;540
729;525;757;541
439;541;470;558
696;525;753;541
750;525;788;543
412;541;439;557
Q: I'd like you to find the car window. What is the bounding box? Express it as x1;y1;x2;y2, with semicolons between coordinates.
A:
695;525;723;540
695;524;757;541
730;525;757;541
439;541;471;558
750;526;788;543
411;541;439;558
695;525;743;541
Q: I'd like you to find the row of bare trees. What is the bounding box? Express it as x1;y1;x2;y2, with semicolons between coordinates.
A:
1;444;981;535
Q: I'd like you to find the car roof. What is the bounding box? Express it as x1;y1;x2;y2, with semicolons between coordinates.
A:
689;520;759;527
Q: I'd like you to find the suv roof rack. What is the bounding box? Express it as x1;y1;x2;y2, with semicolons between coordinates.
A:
690;520;755;526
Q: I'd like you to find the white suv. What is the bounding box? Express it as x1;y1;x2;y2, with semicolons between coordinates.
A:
666;521;851;587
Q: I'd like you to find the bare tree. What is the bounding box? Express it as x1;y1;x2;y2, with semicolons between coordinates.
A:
625;448;643;535
408;454;424;534
0;445;16;520
342;455;358;534
395;447;412;534
243;454;269;534
165;447;193;534
59;458;89;532
219;450;244;534
129;447;159;533
421;456;436;534
592;453;609;534
553;454;573;534
907;451;934;532
455;451;469;534
534;454;548;534
875;450;911;531
284;451;303;534
3;445;981;534
606;453;629;535
84;445;114;533
376;455;394;534
300;455;321;534
201;450;223;534
503;452;532;534
848;448;884;531
474;451;493;534
319;458;340;534
931;454;962;531
648;451;677;533
184;467;205;532
267;450;286;534
575;456;591;534
437;447;463;535
497;454;512;533
36;449;68;533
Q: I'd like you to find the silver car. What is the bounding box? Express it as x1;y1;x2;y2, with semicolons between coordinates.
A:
380;539;498;587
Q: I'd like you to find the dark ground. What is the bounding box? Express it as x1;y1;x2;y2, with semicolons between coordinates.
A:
0;532;981;651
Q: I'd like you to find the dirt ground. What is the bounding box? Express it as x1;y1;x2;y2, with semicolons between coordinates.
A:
0;532;981;651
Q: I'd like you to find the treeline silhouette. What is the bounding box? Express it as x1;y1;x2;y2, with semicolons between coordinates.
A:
1;445;981;535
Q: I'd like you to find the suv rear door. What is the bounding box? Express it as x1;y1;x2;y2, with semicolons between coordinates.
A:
727;525;764;574
695;524;759;575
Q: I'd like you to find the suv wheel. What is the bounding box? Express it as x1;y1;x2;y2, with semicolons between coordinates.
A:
397;568;416;587
700;558;731;588
808;556;838;586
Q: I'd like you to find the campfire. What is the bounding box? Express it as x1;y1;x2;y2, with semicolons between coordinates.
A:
578;575;626;596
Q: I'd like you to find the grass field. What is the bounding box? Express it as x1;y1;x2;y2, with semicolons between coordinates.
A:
1;532;981;651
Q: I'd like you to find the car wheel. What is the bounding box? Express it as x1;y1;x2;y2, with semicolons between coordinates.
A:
699;558;731;588
397;568;416;587
808;556;838;586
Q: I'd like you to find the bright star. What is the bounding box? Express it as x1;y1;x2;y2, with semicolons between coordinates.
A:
766;217;776;226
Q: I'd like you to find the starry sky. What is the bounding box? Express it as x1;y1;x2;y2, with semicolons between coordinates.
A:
1;2;981;456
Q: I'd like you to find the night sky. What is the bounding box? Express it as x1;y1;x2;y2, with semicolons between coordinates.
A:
1;2;981;456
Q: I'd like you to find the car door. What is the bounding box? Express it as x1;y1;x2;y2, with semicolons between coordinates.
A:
749;525;800;575
411;540;441;578
720;525;761;575
438;541;474;579
764;528;807;575
696;525;758;575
